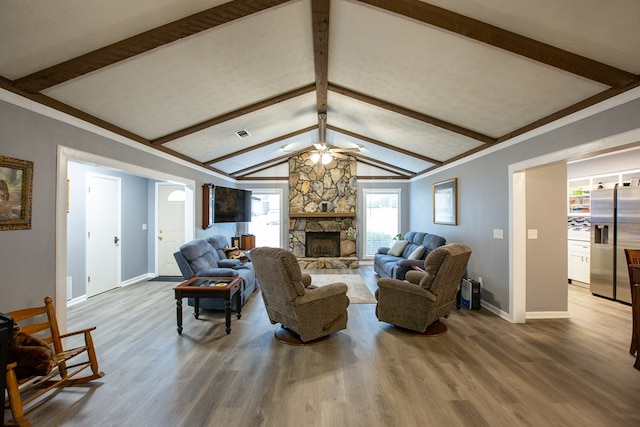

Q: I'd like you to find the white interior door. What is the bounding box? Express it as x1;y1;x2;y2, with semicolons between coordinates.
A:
86;174;120;297
157;184;185;276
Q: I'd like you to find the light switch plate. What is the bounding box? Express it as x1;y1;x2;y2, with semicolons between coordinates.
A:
493;229;504;239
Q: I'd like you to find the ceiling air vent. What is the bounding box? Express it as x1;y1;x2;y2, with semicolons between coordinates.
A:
235;129;250;139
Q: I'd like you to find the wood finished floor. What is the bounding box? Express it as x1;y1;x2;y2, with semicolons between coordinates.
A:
10;266;640;427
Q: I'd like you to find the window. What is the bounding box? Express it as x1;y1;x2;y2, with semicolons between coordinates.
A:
362;189;401;258
248;190;282;248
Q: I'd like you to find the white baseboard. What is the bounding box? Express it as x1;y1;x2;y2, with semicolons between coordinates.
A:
66;295;87;307
121;273;156;287
480;300;571;321
526;311;571;319
479;300;511;321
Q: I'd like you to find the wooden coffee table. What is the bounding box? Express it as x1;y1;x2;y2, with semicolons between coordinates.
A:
174;276;242;335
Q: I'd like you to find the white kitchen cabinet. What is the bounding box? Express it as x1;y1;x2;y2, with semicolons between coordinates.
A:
568;240;590;284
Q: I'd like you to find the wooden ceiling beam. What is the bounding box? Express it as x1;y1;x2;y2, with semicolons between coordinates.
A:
357;0;638;88
329;83;495;144
328;124;443;165
204;125;316;164
311;0;330;114
151;84;315;145
13;0;291;93
352;154;416;176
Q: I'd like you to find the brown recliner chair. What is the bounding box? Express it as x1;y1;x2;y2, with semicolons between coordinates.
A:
251;247;350;344
376;243;472;335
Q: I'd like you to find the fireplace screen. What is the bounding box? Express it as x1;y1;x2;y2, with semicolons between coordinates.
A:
306;232;340;257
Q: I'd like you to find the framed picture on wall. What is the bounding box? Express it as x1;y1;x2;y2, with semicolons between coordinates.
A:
433;178;458;225
0;155;33;231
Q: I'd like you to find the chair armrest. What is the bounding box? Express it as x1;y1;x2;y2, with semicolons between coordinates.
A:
377;278;436;301
195;268;238;277
397;259;425;268
294;283;348;305
405;270;425;285
218;259;241;268
59;326;97;339
301;273;313;287
377;246;390;254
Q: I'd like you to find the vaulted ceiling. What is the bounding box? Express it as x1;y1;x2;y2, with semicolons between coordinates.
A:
1;0;639;180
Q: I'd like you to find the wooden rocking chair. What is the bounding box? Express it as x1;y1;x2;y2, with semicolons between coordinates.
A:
4;296;104;426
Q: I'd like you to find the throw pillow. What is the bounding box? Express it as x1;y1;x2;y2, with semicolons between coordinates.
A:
387;240;409;256
407;245;425;260
224;246;248;262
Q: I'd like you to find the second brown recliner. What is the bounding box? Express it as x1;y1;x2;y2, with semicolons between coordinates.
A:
376;243;472;335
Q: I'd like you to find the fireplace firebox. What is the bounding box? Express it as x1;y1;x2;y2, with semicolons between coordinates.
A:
305;232;340;257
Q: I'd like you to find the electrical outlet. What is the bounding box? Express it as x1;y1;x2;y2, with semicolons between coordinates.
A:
527;229;538;239
493;229;504;239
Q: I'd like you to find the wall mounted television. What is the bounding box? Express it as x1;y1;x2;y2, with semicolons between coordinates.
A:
202;184;252;228
215;186;252;223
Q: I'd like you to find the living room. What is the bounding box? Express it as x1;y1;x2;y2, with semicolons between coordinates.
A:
2;1;640;425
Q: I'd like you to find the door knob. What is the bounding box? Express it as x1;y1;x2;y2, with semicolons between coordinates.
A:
114;236;120;244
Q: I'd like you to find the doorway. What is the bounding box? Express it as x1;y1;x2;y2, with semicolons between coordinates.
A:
510;128;640;323
57;147;195;332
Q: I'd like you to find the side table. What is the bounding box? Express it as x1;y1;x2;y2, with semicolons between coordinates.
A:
174;276;242;335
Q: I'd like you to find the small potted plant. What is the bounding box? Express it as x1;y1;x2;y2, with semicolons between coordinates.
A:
392;233;404;241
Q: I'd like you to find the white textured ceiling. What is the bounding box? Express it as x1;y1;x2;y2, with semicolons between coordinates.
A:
1;0;638;180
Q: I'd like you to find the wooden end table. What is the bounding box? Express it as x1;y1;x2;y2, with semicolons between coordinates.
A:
174;276;242;335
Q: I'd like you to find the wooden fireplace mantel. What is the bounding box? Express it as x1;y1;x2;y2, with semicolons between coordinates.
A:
289;212;356;218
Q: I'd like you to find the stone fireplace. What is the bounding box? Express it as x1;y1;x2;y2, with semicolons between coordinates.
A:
288;152;358;269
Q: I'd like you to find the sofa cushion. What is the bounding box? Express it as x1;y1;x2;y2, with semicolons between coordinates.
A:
206;236;229;260
180;239;219;271
421;234;447;253
407;245;425;260
388;240;409;256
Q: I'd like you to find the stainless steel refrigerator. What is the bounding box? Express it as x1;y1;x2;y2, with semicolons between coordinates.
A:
590;185;640;303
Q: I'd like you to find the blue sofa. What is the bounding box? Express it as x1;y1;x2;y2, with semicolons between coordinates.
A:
173;236;258;311
374;231;446;280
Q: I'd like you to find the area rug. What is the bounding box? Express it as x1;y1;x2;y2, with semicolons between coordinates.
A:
307;273;377;304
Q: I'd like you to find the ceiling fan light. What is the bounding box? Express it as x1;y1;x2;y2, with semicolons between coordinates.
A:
310;153;321;163
321;153;332;164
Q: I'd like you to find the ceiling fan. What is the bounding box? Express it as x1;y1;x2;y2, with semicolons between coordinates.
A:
309;113;360;164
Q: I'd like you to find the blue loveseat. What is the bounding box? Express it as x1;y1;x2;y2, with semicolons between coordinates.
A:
374;231;446;280
173;236;258;311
